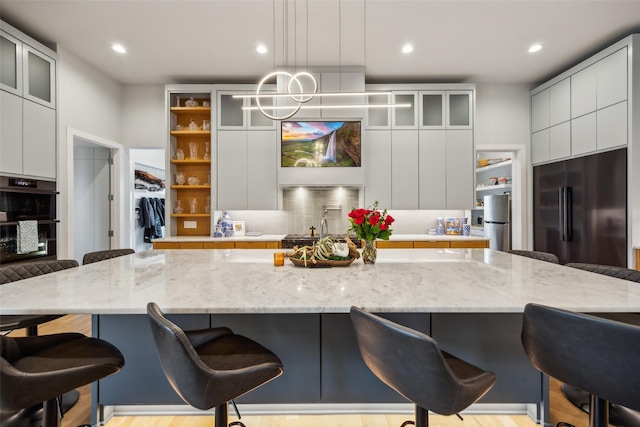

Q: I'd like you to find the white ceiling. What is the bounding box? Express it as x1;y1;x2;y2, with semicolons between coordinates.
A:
2;0;640;87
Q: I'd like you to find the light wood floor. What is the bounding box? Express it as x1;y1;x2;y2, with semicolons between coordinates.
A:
8;314;601;427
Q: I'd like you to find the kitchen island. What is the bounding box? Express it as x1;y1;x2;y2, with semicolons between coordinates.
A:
1;248;638;425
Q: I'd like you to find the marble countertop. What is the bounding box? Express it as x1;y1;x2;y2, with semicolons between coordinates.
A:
1;249;638;315
152;234;490;243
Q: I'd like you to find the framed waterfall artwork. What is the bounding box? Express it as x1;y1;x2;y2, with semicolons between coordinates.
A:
280;121;361;167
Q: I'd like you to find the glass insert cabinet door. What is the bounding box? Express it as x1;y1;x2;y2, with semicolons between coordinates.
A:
0;31;23;96
419;90;473;129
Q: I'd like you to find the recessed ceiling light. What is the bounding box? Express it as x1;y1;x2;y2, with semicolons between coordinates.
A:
256;44;268;54
112;44;126;54
528;44;543;53
402;44;414;54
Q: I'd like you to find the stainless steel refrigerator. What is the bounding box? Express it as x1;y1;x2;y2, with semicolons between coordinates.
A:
484;194;511;251
533;148;627;266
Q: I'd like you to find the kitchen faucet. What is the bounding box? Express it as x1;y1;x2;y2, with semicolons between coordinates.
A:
319;206;329;239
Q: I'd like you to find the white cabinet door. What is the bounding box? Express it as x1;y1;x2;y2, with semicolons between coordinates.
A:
391;130;419;209
549;122;571;161
597;101;627;151
571;65;597;118
418;130;446;209
0;90;23;175
597;47;627;109
549;78;570;126
446;91;473;129
320;72;365;118
217;92;245;129
217;131;248;209
247;131;277;209
366;93;391;129
445;130;473;209
23;99;55;178
22;45;55;109
531;89;549;132
392;92;418;129
419;91;445;129
571;112;596;156
531;129;549;165
364;130;392;208
276;71;321;119
0;31;23;96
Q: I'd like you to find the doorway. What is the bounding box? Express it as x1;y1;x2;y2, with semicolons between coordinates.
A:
73;139;112;261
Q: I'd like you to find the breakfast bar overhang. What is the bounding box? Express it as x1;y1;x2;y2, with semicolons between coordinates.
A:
2;249;639;426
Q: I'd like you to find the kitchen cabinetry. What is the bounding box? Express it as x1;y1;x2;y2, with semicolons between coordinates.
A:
532;44;629;166
217;130;277;210
0;23;57;179
217;89;276;130
391;130;419;209
364;90;418;129
363;130;392;208
419;90;473;129
153;240;281;250
376;240;489;249
167;91;212;236
419;130;474;210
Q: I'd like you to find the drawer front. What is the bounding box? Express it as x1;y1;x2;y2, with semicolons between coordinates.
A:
203;242;235;249
414;241;450;248
376;241;413;249
179;242;204;249
450;240;489;249
153;242;180;249
235;242;267;249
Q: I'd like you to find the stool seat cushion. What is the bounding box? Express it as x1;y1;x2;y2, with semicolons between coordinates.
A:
1;333;124;411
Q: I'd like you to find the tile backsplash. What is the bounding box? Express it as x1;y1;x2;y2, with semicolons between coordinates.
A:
217;189;467;236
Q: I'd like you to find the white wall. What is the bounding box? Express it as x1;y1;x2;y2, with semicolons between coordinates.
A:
122;85;165;148
56;46;128;257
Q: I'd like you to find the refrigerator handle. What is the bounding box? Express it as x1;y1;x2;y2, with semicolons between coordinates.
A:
559;187;566;241
565;187;573;241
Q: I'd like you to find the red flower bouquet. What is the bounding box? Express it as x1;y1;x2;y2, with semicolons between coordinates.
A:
347;201;394;241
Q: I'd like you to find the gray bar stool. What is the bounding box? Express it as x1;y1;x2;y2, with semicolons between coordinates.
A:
350;306;496;427
508;250;559;263
147;302;283;427
522;303;640;427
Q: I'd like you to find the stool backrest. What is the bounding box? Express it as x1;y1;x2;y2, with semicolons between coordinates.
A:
522;303;640;411
508;250;559;264
565;263;640;283
147;302;223;410
0;259;79;284
350;306;495;415
83;249;134;265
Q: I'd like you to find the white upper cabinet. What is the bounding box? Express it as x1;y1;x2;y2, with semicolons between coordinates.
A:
571;64;597;119
365;93;391;129
0;30;23;96
22;45;55;108
392;92;418;129
320;72;365;119
549;78;571;126
420;90;473;129
531;89;550;133
596;47;627;109
218;89;276;130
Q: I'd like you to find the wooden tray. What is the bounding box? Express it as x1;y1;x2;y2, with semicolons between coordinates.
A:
288;257;356;268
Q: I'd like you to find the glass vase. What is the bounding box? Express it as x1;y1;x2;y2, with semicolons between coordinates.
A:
362;239;377;264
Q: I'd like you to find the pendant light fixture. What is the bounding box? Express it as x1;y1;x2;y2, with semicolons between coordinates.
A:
235;0;409;120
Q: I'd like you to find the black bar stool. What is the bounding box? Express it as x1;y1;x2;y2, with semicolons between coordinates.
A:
82;248;135;265
521;303;640;427
350;306;496;427
147;302;283;427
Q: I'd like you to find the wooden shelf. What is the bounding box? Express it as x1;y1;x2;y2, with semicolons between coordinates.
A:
170;159;211;164
170;185;211;189
170;130;211;136
170;213;211;218
476;183;512;192
476;159;512;172
170;107;211;114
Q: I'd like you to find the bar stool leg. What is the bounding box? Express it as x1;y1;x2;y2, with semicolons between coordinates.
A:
590;395;609;427
42;399;60;427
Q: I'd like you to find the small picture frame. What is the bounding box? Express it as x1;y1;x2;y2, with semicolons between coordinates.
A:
232;221;246;236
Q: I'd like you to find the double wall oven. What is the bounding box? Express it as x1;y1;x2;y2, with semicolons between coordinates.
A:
0;176;58;264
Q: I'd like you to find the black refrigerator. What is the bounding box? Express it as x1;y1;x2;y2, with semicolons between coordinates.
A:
533;148;627;266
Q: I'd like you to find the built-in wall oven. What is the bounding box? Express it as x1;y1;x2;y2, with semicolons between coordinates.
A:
0;176;58;264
